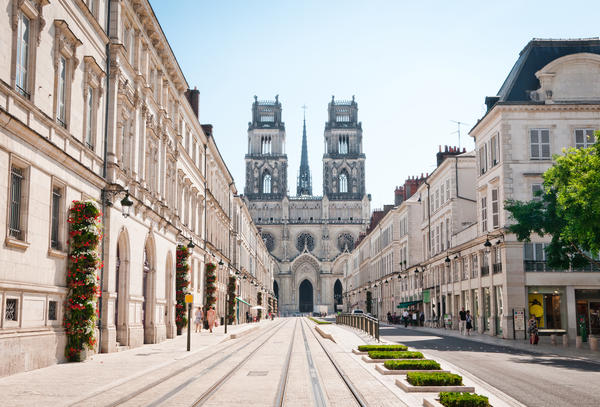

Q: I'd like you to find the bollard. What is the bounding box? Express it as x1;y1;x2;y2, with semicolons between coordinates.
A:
562;334;569;347
550;334;557;346
576;336;582;348
590;336;598;351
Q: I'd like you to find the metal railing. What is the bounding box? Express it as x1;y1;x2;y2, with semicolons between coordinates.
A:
336;313;379;341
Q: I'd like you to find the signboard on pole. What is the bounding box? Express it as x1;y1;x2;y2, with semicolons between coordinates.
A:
513;308;525;340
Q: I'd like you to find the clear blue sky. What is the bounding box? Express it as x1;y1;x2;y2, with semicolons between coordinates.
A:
151;0;600;210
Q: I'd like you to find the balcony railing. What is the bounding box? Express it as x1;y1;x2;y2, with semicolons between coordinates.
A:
492;263;503;274
480;265;490;276
524;260;600;272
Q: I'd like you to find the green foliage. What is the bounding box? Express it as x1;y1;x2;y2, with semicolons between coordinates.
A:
358;344;408;352
368;351;423;359
227;276;236;325
505;141;600;269
205;263;217;309
366;291;372;314
308;316;331;324
65;200;102;361
439;392;490;407
384;359;441;370
406;372;462;386
257;291;262;320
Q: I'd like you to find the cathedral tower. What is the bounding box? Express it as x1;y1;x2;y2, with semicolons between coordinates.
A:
245;95;288;200
322;96;365;200
296;112;312;196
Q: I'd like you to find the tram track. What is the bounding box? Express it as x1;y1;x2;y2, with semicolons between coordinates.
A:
70;320;286;407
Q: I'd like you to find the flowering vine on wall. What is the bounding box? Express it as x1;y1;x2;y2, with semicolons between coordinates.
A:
227;275;236;325
268;297;273;314
65;200;102;362
257;291;262;320
175;245;190;335
205;263;217;311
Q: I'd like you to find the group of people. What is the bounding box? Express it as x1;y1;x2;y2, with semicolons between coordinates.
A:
194;305;217;333
387;310;425;327
458;308;474;335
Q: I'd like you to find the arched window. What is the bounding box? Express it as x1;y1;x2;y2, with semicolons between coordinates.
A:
338;135;349;154
339;172;348;193
263;173;272;194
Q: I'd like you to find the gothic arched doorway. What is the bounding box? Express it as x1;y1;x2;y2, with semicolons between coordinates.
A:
299;279;313;313
334;279;343;308
273;280;279;300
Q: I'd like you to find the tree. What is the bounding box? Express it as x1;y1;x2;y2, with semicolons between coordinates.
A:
505;140;600;269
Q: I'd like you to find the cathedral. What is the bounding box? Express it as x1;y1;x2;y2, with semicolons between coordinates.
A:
243;96;371;314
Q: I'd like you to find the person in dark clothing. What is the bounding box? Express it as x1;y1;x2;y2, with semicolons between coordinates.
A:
387;311;392;323
419;311;425;326
459;307;467;335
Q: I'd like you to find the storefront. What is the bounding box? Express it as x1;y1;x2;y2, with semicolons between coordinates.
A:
575;289;600;336
527;286;567;332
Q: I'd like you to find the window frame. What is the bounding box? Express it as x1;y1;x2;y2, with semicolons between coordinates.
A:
481;194;488;233
49;179;66;253
491;188;499;229
490;133;499;166
53;20;82;131
529;128;551;160
6;155;30;246
339;171;348;193
574;128;596;149
83;56;105;151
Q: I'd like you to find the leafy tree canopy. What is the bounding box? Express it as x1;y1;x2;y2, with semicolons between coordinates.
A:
505;140;600;269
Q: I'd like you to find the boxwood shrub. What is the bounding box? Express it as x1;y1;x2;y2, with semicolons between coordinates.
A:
439;392;490;407
383;359;441;370
368;351;424;359
406;372;463;386
358;344;408;352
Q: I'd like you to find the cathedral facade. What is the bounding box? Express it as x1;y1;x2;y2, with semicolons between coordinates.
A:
244;96;370;314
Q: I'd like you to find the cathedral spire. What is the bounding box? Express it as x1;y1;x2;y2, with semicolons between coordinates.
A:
297;107;312;196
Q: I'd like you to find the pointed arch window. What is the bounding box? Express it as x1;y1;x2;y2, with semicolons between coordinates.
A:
339;172;348;193
338;135;349;154
261;136;272;154
263;173;272;194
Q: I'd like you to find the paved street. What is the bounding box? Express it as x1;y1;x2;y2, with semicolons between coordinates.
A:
381;324;600;407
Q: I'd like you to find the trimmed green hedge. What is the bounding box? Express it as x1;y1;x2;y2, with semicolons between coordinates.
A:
358;344;407;352
308;316;331;325
406;372;463;386
368;351;424;359
383;359;441;370
439;392;490;407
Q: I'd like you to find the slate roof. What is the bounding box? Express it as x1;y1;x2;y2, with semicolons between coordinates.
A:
496;38;600;103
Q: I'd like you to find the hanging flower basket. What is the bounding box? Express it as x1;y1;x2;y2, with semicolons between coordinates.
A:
205;263;217;312
65;200;102;362
227;276;236;325
257;291;263;321
175;245;190;335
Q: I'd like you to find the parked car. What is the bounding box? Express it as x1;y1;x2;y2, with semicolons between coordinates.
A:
352;309;364;314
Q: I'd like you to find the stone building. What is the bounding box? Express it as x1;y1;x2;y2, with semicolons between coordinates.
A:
0;0;274;377
244;96;370;314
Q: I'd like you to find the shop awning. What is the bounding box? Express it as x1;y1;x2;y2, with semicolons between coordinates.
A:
236;297;251;306
397;300;423;309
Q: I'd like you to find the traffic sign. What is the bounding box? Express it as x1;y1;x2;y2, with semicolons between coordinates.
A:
185;294;193;303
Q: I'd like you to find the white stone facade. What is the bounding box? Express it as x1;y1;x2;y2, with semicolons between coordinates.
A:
0;0;274;377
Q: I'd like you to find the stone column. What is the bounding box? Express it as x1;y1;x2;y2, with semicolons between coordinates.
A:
566;285;577;341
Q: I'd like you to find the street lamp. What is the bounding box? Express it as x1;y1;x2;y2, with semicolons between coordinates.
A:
103;186;133;218
187;239;195;249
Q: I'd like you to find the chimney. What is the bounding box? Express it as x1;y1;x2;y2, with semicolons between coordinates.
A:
201;124;213;138
436;145;463;167
395;186;404;206
185;86;200;118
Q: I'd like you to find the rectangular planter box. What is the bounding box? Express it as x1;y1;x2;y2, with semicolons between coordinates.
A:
395;377;475;393
423;399;444;407
375;365;449;375
362;355;422;363
352;349;368;355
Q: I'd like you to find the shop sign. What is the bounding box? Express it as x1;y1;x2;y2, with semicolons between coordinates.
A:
514;308;525;331
423;290;430;303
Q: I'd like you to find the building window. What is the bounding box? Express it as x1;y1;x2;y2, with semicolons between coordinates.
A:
9;164;27;240
490;134;499;166
338;135;349;154
50;186;63;250
5;298;18;321
339;172;348;193
524;243;550;272
481;195;487;233
479;146;487;175
85;87;94;148
530;129;550;159
481;251;489;276
471;253;478;278
261;136;272;154
48;300;57;321
575;129;596;149
493;247;502;273
56;56;67;127
491;188;499;229
16;12;30;98
262;173;271;194
532;183;543;201
445;179;450;201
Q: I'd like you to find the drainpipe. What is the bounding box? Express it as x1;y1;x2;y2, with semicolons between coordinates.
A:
98;0;113;354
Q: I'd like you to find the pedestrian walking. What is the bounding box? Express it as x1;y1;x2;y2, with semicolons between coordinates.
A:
459;307;467;335
387;311;392;323
207;305;217;333
528;314;539;345
246;311;250;323
194;307;203;333
465;310;472;335
412;311;418;326
419;311;424;326
402;309;409;327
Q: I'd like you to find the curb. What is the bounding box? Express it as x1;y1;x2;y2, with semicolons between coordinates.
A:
395;377;475;393
315;325;336;343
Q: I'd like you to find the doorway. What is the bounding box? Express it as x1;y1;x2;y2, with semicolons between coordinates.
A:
334;279;342;310
299;279;313;313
